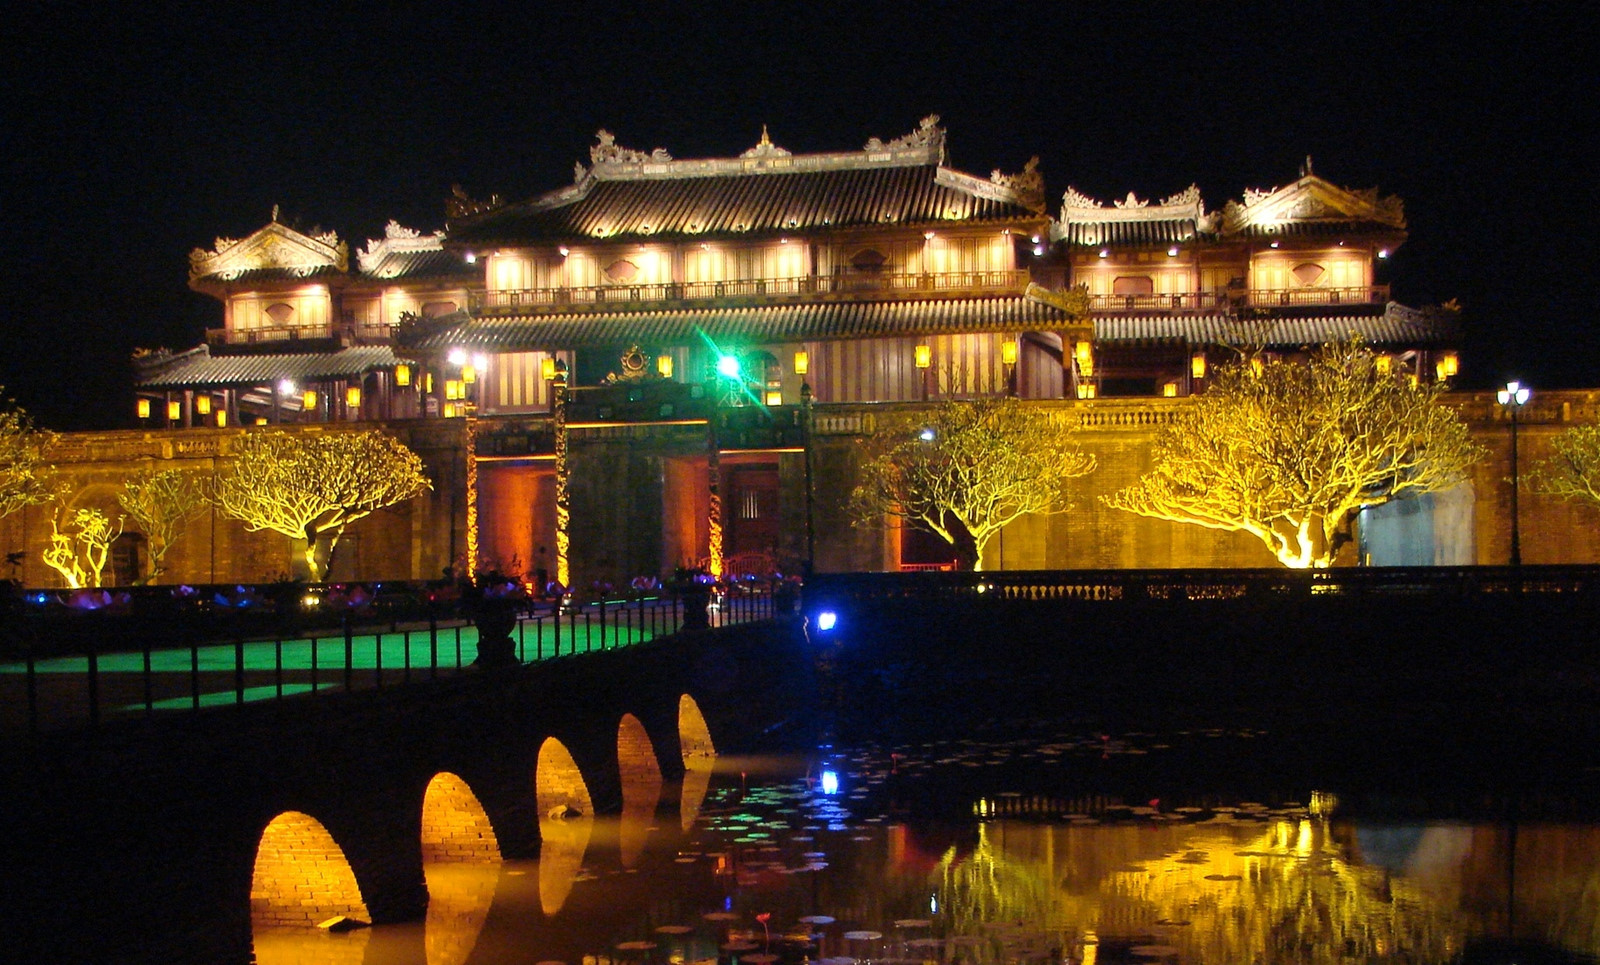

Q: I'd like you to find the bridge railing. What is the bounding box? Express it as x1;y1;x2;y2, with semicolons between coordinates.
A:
802;565;1600;608
1;582;785;736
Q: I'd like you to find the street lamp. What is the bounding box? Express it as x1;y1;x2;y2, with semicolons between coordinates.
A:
1497;380;1531;566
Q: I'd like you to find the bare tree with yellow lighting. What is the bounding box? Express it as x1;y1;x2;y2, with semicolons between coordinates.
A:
1105;340;1483;568
849;397;1096;571
42;505;123;588
0;387;55;520
118;469;208;583
211;430;431;581
1528;424;1600;512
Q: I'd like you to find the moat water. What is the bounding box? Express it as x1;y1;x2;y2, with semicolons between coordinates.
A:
253;724;1600;965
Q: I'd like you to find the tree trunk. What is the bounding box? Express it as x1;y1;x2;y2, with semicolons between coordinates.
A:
952;527;982;572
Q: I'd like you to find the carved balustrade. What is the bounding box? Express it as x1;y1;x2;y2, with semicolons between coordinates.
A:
472;269;1032;314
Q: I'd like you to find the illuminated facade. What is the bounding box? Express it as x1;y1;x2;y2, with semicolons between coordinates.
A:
112;119;1465;583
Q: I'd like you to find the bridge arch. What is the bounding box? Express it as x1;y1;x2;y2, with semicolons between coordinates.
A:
679;693;717;764
535;736;594;819
420;771;502;864
250;810;370;928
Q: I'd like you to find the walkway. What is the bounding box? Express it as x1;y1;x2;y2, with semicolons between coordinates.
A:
1;592;775;734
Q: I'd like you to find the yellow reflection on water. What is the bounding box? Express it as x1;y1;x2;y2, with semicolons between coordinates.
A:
934;814;1600;963
422;862;499;965
618;714;664;868
538;812;594;916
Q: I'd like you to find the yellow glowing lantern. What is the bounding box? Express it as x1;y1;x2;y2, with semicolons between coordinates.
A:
657;354;674;379
444;402;457;418
461;363;476;384
346;386;362;408
195;395;211;415
1074;341;1094;377
1162;382;1178;397
541;357;557;380
765;389;783;406
445;379;462;401
1250;357;1264;376
215;410;227;427
167;400;181;421
137;398;151;419
1440;352;1459;377
914;344;932;369
1190;352;1206;379
1000;340;1018;366
1375;354;1392;374
1076;383;1097;399
793;350;809;376
425;372;434;393
255;417;268;426
302;389;318;409
394;363;412;387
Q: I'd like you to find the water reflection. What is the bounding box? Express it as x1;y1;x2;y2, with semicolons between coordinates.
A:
356;735;1600;964
421;862;498;965
537;812;594;916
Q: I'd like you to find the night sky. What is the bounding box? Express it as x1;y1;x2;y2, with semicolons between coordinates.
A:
2;2;1591;430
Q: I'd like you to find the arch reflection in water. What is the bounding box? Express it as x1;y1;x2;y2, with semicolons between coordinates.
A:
421;772;501;965
250;810;370;965
536;737;595;915
617;713;663;867
678;693;717;830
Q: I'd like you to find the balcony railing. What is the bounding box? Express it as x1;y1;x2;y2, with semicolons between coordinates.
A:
474;269;1033;314
1085;285;1389;314
1243;285;1389;308
207;322;396;347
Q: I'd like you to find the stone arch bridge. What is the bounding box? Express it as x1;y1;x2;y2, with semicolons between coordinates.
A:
5;619;811;965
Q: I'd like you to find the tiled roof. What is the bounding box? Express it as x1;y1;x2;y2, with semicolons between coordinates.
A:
135;346;406;389
197;265;346;285
355;247;477;281
400;296;1076;352
450;165;1042;245
1058;220;1200;248
1094;303;1454;347
1232;220;1406;239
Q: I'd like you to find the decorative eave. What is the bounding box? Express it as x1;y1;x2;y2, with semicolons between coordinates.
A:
356;220;446;274
1221;167;1406;235
188;215;348;285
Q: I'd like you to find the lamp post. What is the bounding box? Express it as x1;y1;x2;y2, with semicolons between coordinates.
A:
1497;380;1531;566
800;380;815;576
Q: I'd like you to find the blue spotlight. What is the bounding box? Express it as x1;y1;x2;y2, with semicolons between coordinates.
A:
816;610;838;632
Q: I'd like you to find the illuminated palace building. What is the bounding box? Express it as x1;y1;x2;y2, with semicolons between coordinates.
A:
117;117;1467;583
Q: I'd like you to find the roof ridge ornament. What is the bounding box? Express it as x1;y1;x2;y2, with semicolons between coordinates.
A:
740;125;792;159
1061;186;1102;209
357;220;447;273
989;156;1044;212
1113;191;1148;210
591;129;673;167
446;184;504;220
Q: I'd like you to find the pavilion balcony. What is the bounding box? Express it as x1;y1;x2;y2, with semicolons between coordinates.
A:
472;269;1034;314
1085;285;1389;315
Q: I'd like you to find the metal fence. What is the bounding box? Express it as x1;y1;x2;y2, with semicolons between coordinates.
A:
1;583;785;735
